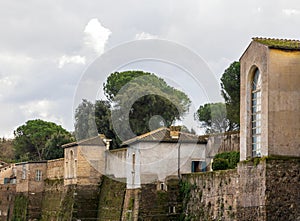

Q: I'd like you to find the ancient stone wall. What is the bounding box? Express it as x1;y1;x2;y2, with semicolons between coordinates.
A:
265;158;300;221
0;165;14;184
46;158;64;180
182;158;300;221
97;176;126;221
137;178;181;221
0;184;15;221
182;170;238;220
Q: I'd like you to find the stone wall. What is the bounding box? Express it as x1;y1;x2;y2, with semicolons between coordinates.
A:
46;158;64;180
138;178;181;221
0;165;14;184
237;160;267;220
182;158;300;221
0;184;15;221
97;176;126;221
182;170;238;220
265;158;300;220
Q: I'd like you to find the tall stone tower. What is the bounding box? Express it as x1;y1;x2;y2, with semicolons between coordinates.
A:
240;38;300;161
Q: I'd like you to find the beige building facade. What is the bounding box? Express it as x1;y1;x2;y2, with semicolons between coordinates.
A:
240;38;300;160
62;136;107;185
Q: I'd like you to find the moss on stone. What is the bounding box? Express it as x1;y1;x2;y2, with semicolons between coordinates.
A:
253;37;300;50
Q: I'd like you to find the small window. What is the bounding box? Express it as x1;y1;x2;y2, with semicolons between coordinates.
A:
35;170;42;181
158;182;167;191
169;206;176;214
191;161;206;172
132;153;136;171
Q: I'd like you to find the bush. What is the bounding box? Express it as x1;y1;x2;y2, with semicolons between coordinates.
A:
212;151;240;171
212;158;229;171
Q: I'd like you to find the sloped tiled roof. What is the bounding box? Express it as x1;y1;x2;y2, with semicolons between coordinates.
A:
62;135;106;148
253;37;300;50
0;160;9;169
121;127;207;146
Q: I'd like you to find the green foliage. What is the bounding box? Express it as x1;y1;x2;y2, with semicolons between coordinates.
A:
220;61;240;130
74;99;98;140
12;194;28;221
13;119;74;161
0;138;15;162
195;102;229;134
74;99;120;148
212;151;240;171
104;71;148;101
75;70;191;147
212;158;229;171
179;180;195;221
95;100;120;148
104;71;191;138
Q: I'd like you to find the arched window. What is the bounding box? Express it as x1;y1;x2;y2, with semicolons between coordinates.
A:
69;150;75;178
251;68;262;157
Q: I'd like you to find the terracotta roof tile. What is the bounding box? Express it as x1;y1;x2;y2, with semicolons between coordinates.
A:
121;127;207;146
62;135;106;148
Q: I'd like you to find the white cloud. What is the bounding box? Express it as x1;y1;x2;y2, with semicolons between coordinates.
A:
135;32;158;40
282;9;300;16
19;99;62;124
20;100;54;119
58;55;86;68
83;18;112;55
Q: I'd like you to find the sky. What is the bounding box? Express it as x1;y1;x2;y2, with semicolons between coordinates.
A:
0;0;300;138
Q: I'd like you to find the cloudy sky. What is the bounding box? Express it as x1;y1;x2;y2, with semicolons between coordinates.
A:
1;0;299;138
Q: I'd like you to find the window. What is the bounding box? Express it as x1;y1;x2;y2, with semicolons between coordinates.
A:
169;206;176;214
69;150;75;178
191;161;206;172
158;182;167;191
132;153;135;171
251;68;262;157
22;164;26;179
35;170;42;181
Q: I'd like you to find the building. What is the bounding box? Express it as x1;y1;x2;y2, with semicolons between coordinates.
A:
107;126;207;189
240;38;300;160
1;37;298;221
62;136;106;186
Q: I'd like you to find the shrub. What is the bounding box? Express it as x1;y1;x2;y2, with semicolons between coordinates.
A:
212;151;240;171
212;158;229;170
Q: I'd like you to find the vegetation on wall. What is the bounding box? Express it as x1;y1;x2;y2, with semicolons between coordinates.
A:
212;151;240;171
179;180;193;220
12;194;28;221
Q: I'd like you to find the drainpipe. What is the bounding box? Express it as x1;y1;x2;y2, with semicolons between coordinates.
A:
178;142;181;180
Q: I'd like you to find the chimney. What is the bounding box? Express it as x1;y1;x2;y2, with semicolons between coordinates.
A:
170;126;181;139
103;139;112;150
99;134;112;150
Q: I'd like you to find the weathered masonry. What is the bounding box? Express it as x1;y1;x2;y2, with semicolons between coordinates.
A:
181;38;300;221
240;38;300;160
0;38;299;221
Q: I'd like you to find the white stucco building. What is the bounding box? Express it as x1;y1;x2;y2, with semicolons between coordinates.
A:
63;127;208;189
